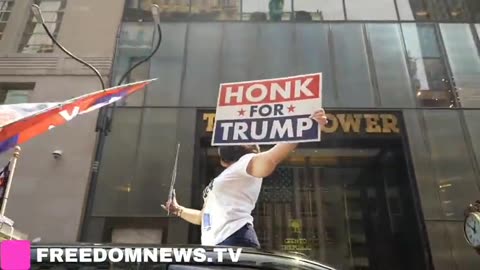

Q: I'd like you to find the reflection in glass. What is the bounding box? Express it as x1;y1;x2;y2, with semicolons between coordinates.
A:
440;24;480;107
93;108;142;216
423;110;480;220
124;0;190;21
397;0;471;21
402;24;456;107
293;0;344;20
114;23;154;105
242;0;292;21
120;56;150;106
344;0;397;20
366;24;415;107
331;24;375;107
190;0;241;20
464;111;480;173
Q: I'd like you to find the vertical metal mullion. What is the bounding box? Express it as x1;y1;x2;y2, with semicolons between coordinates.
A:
291;0;295;21
141;23;156;107
239;0;243;20
327;24;340;105
398;22;422;107
362;23;382;107
435;23;460;107
470;23;480;58
342;0;347;20
393;0;401;21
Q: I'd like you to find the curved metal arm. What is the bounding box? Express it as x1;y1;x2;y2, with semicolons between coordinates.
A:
117;23;162;86
40;23;106;90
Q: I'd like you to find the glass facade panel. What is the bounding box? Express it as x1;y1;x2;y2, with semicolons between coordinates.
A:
293;0;344;20
242;0;292;21
181;23;222;107
423;110;479;219
397;0;471;21
331;24;375;107
464;110;480;176
293;24;336;106
402;110;443;219
471;1;480;21
444;221;480;268
92;108;142;216
220;23;258;83
252;24;296;79
402;23;456;107
3;90;29;104
440;24;480;107
114;23;155;106
146;23;187;106
128;108;179;215
366;24;415;107
345;0;397;20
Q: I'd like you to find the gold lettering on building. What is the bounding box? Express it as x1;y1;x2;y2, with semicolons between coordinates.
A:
202;113;399;134
203;113;215;132
380;114;400;133
336;114;362;133
322;114;338;133
364;114;382;133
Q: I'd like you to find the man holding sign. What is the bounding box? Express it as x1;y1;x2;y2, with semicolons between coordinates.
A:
162;74;327;248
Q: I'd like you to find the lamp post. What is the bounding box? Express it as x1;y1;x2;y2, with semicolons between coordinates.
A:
31;4;106;90
30;4;163;241
79;5;163;240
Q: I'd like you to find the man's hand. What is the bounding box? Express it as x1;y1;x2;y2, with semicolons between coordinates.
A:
310;108;328;126
161;190;182;216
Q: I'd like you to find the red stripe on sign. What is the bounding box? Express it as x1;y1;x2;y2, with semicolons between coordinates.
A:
218;74;321;106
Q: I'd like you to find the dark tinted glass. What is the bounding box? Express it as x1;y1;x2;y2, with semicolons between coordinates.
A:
366;24;415;107
440;24;480;107
331;24;375;107
402;23;456;107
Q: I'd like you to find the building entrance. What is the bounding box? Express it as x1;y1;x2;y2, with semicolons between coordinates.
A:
192;110;431;270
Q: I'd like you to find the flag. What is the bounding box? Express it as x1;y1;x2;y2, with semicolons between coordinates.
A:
0;161;10;209
0;79;155;154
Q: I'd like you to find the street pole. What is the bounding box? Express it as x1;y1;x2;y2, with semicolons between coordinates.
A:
0;146;21;216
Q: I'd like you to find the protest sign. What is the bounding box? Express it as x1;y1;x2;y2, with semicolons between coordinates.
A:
211;73;322;145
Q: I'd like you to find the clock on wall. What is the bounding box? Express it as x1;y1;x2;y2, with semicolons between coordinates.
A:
464;200;480;255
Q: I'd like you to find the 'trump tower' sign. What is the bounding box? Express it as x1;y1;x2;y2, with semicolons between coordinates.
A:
211;73;322;145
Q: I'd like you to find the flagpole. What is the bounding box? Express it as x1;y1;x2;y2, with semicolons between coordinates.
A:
0;146;21;216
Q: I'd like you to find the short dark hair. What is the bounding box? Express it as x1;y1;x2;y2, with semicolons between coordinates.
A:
218;145;260;163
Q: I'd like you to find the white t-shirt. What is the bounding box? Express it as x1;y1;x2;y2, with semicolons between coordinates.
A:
201;153;263;246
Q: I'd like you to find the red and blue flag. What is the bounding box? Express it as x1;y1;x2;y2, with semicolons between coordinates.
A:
0;79;155;153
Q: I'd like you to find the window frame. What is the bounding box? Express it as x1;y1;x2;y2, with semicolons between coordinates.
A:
18;0;67;53
0;0;14;40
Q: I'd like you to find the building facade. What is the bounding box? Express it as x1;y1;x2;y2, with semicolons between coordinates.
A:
0;0;124;242
78;1;480;269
